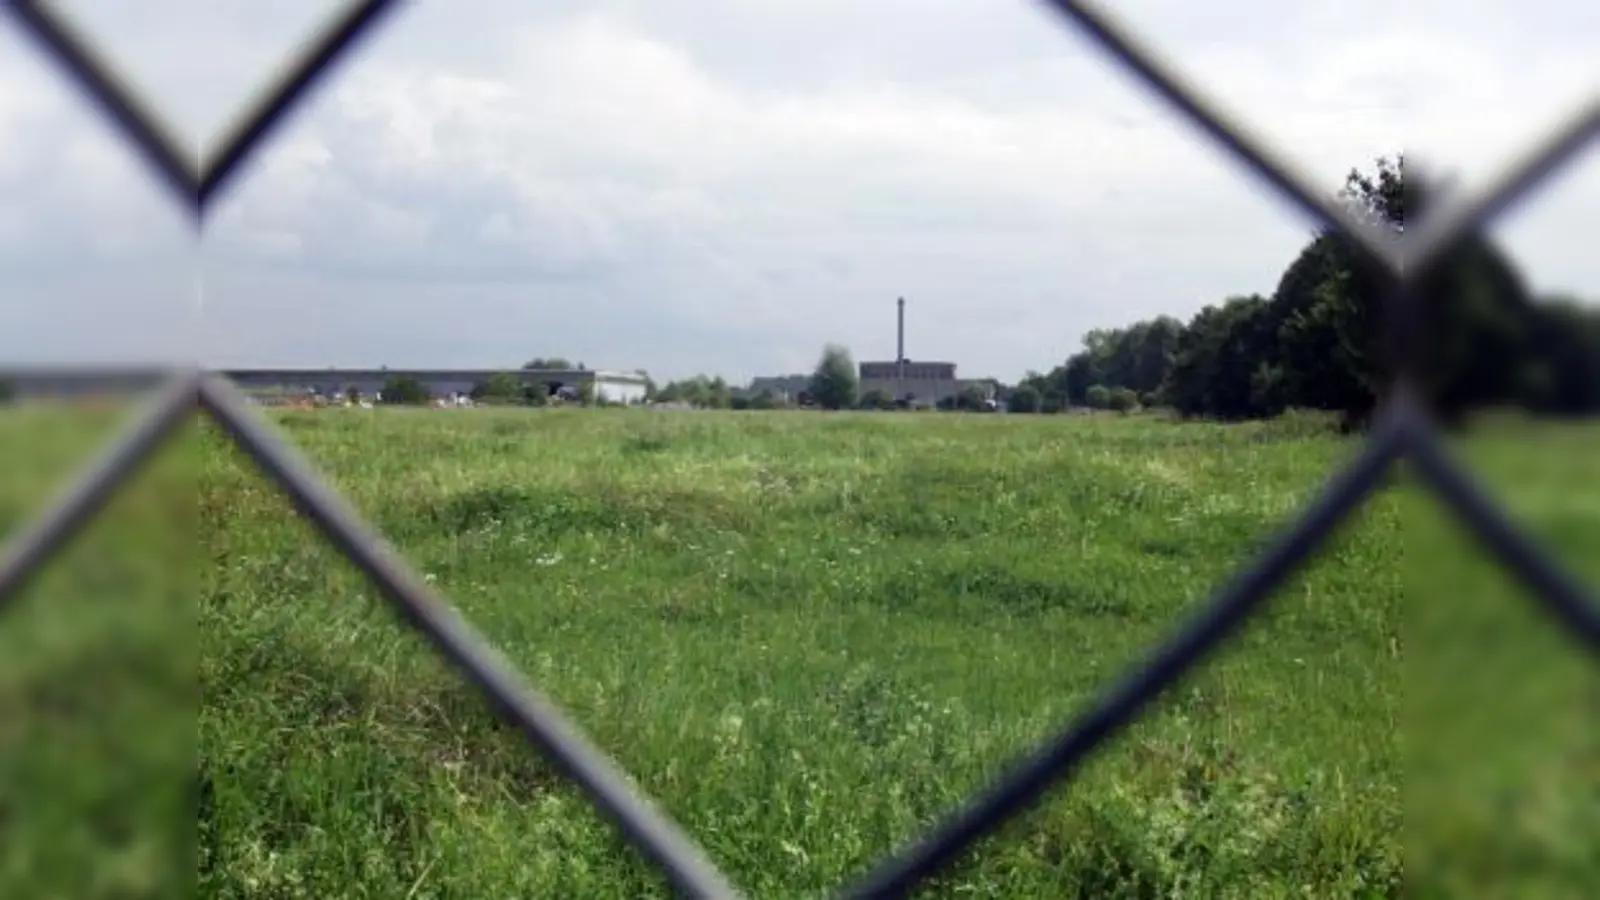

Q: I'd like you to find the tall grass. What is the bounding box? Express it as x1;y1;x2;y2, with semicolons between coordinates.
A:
4;405;1597;897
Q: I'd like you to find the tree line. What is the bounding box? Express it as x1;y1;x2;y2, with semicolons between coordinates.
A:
1015;155;1600;426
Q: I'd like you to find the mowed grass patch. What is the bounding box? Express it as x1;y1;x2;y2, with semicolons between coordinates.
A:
188;405;1429;899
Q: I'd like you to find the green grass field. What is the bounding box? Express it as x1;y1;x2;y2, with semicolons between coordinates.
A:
1;404;1596;898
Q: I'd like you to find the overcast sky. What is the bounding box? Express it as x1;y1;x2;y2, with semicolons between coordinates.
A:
1;0;1594;383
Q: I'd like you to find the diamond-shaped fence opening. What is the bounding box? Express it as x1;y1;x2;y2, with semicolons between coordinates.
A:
1;0;1596;895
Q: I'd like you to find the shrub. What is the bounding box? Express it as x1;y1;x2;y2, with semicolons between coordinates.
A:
1108;387;1139;413
956;386;992;412
1085;384;1112;410
470;372;522;404
1008;385;1042;413
521;384;551;407
379;376;431;406
809;345;859;410
858;388;895;410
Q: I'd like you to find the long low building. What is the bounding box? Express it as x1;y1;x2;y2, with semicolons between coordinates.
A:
0;366;651;405
0;365;169;398
223;368;650;405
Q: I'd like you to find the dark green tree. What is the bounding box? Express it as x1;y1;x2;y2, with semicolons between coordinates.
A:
1520;294;1600;415
1046;153;1596;425
522;357;574;371
470;372;522;404
379;376;431;406
1085;384;1111;410
1007;384;1042;413
1272;154;1537;427
1062;353;1096;406
809;344;859;410
955;385;991;411
1163;295;1283;420
705;377;733;409
521;384;551;407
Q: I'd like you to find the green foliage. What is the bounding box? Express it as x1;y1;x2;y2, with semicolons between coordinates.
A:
955;385;992;412
0;379;14;405
656;375;732;409
521;384;551;407
1064;353;1094;406
378;375;430;406
858;388;896;410
1108;386;1139;413
1042;154;1600;426
1007;384;1042;413
1015;370;1064;412
470;372;522;404
1520;294;1600;415
344;384;361;405
1163;295;1280;420
1085;384;1112;410
577;380;597;406
1039;317;1184;409
809;344;859;411
523;357;575;371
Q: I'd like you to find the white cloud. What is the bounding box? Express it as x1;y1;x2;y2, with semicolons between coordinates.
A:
1;0;1594;376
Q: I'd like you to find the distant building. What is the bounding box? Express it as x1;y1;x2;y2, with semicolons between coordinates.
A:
0;365;167;400
0;365;655;405
858;359;954;406
851;297;995;407
856;360;994;408
221;368;652;405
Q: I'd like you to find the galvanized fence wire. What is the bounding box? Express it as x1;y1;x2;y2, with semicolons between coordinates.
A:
1;0;1597;895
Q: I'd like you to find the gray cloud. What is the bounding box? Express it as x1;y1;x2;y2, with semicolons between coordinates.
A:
3;0;1595;381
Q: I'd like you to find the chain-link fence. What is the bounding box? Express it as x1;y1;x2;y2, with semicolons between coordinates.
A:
1;0;1596;896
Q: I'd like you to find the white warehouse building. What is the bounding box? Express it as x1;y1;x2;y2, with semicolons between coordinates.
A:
586;370;650;404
